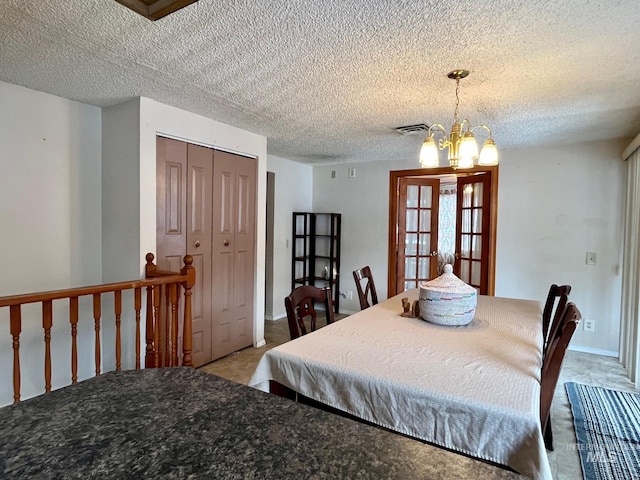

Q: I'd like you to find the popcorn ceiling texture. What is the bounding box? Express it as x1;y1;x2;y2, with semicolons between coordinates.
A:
1;0;639;164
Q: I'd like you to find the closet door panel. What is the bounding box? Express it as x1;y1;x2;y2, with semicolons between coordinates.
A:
212;151;255;358
156;137;187;271
232;155;256;350
186;143;214;367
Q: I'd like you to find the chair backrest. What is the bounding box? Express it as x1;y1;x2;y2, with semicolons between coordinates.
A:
542;284;571;354
284;285;335;340
353;266;379;310
540;302;581;436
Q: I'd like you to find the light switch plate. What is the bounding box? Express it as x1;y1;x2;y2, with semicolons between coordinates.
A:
586;252;597;265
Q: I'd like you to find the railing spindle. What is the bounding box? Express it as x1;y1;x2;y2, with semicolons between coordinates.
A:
114;290;122;371
10;305;22;404
170;284;179;366
153;285;161;368
93;293;101;376
164;285;170;367
135;287;141;369
145;285;154;367
42;300;53;393
70;297;78;383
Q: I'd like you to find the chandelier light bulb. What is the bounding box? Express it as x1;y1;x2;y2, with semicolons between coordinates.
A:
419;136;439;167
478;138;499;166
459;131;479;164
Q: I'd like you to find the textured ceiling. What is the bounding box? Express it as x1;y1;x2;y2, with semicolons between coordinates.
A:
1;0;639;165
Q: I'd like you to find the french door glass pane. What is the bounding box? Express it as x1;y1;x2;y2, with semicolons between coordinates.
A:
472;235;482;260
406;210;418;231
419;233;431;255
474;209;482;232
419;210;431;230
460;259;470;283
461;233;471;256
418;257;429;279
405;256;416;276
420;186;432;208
472;261;481;285
407;186;418;208
405;233;418;255
462;185;472;208
462;209;471;233
473;182;483;207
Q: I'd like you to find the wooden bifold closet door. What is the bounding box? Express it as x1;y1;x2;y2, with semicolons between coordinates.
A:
156;136;256;367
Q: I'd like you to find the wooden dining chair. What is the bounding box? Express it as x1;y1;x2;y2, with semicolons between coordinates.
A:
353;266;378;310
285;285;335;340
542;284;571;355
540;301;581;451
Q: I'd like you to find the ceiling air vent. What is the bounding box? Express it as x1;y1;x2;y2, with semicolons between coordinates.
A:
394;124;429;135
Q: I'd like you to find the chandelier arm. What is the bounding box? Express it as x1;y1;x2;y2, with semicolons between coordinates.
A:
460;119;473;133
427;124;449;150
427;124;447;137
470;124;493;138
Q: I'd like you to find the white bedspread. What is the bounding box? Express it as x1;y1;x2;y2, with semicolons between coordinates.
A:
249;290;549;480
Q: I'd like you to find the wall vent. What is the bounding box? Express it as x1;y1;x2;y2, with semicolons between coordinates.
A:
394;123;429;135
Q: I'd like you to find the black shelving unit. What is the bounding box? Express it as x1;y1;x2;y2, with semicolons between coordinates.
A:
291;212;341;313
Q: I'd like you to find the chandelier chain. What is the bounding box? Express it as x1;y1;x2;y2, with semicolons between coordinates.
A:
453;77;461;124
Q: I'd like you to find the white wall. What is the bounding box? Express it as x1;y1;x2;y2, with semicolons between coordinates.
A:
0;81;102;405
497;140;626;355
313;162;397;314
265;155;313;319
312;140;626;354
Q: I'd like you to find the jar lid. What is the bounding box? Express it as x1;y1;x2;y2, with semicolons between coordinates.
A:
420;264;476;294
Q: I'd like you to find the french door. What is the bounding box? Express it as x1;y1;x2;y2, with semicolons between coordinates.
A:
456;173;491;293
388;166;498;297
396;177;440;291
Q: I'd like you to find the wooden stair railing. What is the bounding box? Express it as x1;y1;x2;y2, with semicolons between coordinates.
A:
0;253;195;403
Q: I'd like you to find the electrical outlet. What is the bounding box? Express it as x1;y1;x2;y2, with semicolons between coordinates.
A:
348;167;356;178
583;319;595;332
346;290;353;300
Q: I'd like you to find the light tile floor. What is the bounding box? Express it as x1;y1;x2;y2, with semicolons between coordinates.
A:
199;318;636;480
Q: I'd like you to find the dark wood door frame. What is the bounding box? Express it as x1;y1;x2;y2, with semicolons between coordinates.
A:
388;165;499;297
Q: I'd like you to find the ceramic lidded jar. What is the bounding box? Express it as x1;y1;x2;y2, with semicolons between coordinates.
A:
418;264;477;326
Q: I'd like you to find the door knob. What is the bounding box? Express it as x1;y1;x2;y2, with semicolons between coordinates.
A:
224;240;230;246
194;240;201;248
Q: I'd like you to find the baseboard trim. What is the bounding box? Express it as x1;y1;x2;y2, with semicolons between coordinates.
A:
569;345;618;358
265;313;287;321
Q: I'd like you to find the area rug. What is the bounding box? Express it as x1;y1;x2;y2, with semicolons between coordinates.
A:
566;382;640;480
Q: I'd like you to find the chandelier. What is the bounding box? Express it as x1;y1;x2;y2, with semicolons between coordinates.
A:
419;69;498;169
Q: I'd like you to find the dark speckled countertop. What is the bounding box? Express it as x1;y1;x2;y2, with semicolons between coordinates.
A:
0;368;523;479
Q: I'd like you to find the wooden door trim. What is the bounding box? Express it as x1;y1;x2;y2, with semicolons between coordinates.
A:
388;165;499;297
